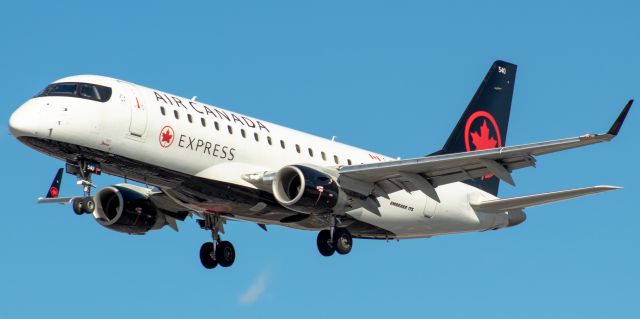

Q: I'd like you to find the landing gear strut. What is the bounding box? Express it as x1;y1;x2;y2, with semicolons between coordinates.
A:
66;159;101;196
198;214;236;269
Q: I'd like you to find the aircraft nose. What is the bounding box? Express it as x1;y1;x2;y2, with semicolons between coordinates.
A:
9;100;40;137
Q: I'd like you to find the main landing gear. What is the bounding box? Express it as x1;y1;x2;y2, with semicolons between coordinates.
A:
198;214;236;269
317;227;353;257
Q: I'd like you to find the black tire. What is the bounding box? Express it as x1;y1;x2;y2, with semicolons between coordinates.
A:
72;198;84;215
199;242;218;269
316;229;335;257
216;241;236;267
83;198;96;214
334;228;353;255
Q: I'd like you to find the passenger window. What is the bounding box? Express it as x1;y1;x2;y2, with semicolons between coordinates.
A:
174;110;179;119
187;114;193;123
228;125;233;134
334;155;339;164
160;106;166;116
347;159;352;165
308;148;314;157
267;136;272;145
214;121;220;131
241;129;246;138
280;140;286;149
201;117;206;127
321;152;326;161
295;144;301;153
254;133;259;142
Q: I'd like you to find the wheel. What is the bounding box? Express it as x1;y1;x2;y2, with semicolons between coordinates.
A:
199;242;218;269
72;198;84;215
83;198;96;213
216;241;236;267
334;228;353;255
316;229;335;257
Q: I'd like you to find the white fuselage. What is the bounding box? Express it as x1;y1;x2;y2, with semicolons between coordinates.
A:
9;75;509;239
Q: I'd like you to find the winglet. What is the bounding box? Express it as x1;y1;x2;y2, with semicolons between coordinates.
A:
607;99;633;136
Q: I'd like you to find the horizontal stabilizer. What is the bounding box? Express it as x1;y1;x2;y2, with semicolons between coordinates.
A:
37;197;75;204
470;185;621;212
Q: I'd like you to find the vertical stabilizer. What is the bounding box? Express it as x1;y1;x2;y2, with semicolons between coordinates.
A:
46;168;64;198
432;60;517;195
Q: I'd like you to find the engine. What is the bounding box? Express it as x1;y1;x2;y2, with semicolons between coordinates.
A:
93;184;165;234
272;165;346;215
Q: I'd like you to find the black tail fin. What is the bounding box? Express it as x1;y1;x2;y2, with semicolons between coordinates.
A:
46;168;64;198
433;60;517;196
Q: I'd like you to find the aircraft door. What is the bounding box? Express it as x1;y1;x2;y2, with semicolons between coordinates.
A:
119;81;148;138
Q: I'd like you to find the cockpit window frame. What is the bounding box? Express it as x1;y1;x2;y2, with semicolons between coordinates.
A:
36;82;113;103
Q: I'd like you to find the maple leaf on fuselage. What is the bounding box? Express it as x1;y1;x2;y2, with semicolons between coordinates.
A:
161;129;173;143
470;120;497;151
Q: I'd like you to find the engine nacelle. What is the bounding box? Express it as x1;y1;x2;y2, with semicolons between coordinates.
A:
93;184;165;234
272;165;346;215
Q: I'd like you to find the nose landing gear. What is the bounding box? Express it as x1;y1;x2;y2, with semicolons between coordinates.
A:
66;159;101;196
66;159;101;215
72;196;96;215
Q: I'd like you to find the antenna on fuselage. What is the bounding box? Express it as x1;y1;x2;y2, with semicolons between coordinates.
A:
191;96;198;101
331;136;337;141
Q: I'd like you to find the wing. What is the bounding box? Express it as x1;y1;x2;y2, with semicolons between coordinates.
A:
337;100;632;201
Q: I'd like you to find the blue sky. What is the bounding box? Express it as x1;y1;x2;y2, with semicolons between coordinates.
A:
1;1;638;318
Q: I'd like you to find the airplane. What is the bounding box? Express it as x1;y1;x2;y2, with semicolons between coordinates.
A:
8;60;632;269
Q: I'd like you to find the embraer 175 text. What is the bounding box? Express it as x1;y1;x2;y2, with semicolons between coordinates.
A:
9;61;632;269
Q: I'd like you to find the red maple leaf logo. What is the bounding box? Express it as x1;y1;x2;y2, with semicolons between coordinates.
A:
159;126;175;148
49;186;59;198
161;129;172;143
470;120;497;151
464;111;502;180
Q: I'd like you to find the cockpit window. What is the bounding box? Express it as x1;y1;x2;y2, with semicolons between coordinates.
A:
49;83;77;96
36;82;112;102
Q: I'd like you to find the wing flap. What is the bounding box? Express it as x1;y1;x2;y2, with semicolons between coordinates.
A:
470;185;621;213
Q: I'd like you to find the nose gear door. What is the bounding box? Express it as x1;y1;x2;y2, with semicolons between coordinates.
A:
119;81;148;138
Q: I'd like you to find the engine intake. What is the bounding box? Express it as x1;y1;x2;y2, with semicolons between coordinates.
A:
93;185;162;234
272;165;344;214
